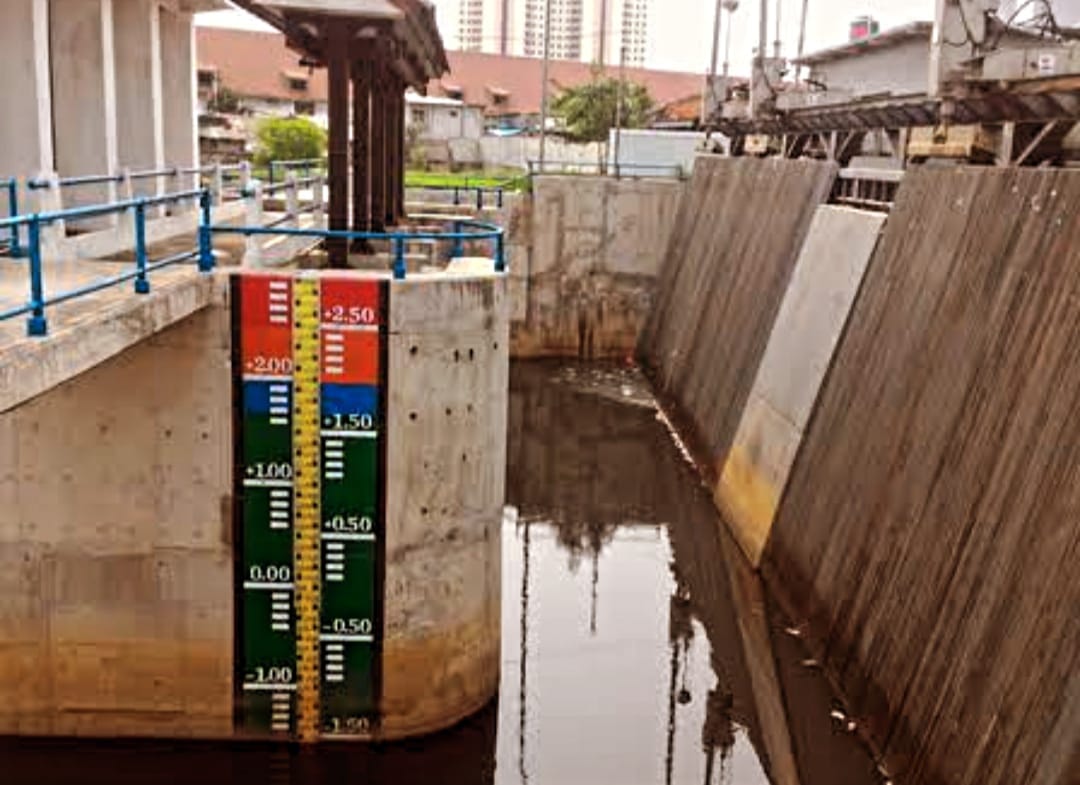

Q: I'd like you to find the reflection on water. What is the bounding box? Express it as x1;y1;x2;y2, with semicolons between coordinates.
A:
502;361;884;785
0;361;882;785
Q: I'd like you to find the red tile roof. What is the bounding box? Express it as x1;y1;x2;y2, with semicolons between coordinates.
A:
197;27;328;102
196;27;706;116
430;50;707;117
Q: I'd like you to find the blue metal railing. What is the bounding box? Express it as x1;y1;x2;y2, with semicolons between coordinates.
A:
1;178;22;258
526;160;687;179
406;183;508;211
208;217;505;281
0;178;506;338
267;158;326;186
0;188;212;337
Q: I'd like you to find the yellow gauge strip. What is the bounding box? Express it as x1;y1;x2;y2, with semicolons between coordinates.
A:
292;275;322;743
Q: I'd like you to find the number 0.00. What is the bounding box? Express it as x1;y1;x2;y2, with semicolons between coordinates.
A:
250;565;292;583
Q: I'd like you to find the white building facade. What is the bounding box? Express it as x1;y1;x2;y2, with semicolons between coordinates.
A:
447;0;649;66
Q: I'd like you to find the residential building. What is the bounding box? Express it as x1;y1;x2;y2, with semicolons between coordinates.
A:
406;94;485;141
196;27;702;133
786;19;1078;109
446;0;650;66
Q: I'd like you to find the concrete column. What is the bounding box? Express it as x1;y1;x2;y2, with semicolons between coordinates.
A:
160;6;198;187
113;0;165;198
50;0;120;214
0;0;54;181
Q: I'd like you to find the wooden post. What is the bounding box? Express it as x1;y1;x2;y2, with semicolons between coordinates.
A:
352;59;371;234
385;81;400;228
370;71;386;233
326;22;351;266
396;86;406;222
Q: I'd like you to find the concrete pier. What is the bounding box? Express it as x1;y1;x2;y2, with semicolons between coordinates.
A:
0;266;508;741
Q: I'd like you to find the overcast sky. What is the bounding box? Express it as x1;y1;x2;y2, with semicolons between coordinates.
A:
196;0;935;74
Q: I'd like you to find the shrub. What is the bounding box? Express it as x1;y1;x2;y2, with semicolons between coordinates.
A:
253;116;326;166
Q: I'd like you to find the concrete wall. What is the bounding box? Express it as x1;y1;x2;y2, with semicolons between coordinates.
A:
479;136;605;171
808;41;929;98
715;205;885;565
0;302;234;736
510;174;685;359
762;166;1080;785
0;266;508;740
608;130;705;177
382;271;508;738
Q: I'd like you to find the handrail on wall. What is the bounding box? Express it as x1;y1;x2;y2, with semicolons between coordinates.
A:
0;188;211;337
0;178;507;338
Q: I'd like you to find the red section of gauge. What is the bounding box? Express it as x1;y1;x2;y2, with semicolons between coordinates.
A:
240;275;293;378
320;328;379;385
320;278;381;328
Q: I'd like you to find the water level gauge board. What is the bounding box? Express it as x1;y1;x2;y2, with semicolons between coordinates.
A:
231;272;388;741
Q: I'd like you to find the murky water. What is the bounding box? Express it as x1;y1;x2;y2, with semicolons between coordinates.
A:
0;361;883;785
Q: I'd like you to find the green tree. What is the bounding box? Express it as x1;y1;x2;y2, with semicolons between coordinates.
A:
253;116;327;166
550;70;654;170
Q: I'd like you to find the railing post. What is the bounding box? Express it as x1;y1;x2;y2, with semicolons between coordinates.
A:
451;220;464;260
170;167;182;214
213;163;225;205
495;231;506;273
476;188;483;211
313;174;325;227
286;172;299;228
452;186;460;206
6;179;22;258
244;180;264;268
286;172;301;257
268;162;276;187
34;172;65;258
198;189;214;272
134;201;150;294
496;188;504;209
120;168;137;248
240;161;253;192
26;216;47;337
392;236;406;280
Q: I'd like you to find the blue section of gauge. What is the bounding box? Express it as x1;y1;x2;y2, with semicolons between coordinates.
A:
320;384;379;421
243;380;293;416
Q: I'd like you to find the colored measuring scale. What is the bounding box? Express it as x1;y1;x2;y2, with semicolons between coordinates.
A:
232;273;387;741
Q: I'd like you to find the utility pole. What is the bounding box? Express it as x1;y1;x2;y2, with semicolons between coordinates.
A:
751;0;769;116
704;0;724;136
722;1;739;85
773;0;782;59
796;0;810;82
538;0;553;173
613;44;626;178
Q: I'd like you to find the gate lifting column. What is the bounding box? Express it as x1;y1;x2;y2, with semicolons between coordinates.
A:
234;0;449;266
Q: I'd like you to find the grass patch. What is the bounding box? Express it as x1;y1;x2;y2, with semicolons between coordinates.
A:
404;169;528;191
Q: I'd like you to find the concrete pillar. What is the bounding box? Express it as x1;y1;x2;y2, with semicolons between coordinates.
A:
160;6;197;188
0;0;54;181
50;0;119;214
113;0;165;198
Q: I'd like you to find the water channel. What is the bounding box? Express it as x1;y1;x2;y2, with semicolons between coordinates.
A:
0;360;885;785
